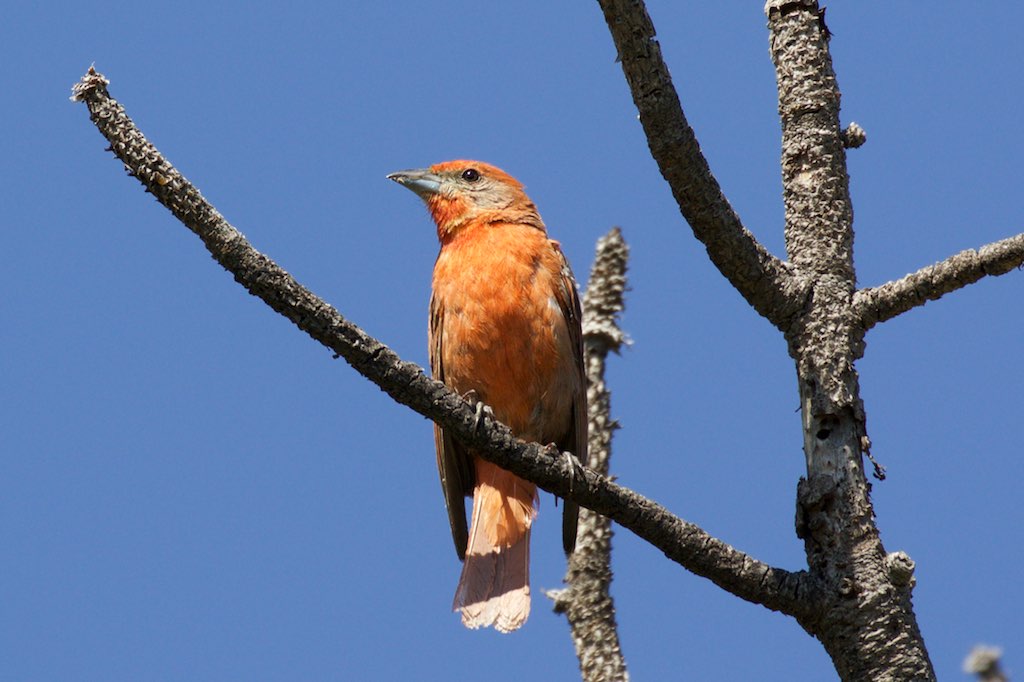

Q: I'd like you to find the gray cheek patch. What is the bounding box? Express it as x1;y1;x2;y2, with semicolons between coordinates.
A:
467;183;515;210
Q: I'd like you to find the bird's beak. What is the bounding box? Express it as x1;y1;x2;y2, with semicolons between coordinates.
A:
387;168;442;199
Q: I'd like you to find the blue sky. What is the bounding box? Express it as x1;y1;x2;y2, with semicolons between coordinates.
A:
4;3;1022;680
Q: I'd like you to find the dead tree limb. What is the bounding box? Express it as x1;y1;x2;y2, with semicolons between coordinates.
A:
854;235;1024;330
550;227;630;682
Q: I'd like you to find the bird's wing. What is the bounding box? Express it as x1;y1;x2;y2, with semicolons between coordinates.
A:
551;241;588;555
429;291;472;560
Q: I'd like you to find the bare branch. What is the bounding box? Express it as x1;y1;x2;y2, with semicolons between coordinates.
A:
854;233;1024;330
71;66;821;623
550;227;630;682
597;0;802;330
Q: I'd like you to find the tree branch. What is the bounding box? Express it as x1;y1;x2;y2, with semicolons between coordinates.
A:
853;233;1024;330
71;66;821;623
597;0;803;330
550;227;630;682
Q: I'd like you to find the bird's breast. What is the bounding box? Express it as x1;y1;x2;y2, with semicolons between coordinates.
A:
432;224;575;443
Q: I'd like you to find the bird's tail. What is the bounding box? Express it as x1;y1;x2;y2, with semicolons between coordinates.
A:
453;460;537;633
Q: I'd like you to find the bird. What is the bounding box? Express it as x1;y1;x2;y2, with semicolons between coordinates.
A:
388;160;587;632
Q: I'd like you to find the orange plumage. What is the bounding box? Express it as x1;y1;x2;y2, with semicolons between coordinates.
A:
388;160;587;632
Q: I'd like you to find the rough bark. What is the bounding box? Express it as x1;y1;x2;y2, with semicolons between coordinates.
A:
549;228;630;682
766;1;934;679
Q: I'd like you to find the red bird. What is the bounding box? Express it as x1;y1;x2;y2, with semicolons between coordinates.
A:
388;160;587;632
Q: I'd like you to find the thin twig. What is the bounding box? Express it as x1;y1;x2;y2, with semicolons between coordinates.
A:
854;234;1024;330
71;66;820;622
550;227;630;682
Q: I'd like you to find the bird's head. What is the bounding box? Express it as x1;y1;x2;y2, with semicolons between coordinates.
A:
388;160;544;240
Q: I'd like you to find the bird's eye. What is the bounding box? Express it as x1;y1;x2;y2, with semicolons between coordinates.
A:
461;168;480;182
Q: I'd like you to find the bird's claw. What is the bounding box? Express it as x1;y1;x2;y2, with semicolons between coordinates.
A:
462;390;494;433
560;450;581;495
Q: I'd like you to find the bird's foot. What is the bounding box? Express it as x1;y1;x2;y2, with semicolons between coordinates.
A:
462;390;494;433
559;450;582;495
